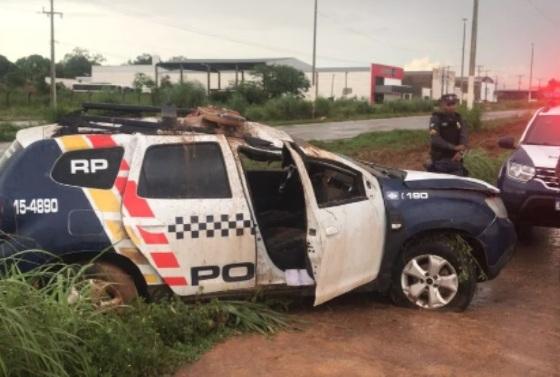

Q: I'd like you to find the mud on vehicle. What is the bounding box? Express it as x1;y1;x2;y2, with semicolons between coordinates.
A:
0;103;516;310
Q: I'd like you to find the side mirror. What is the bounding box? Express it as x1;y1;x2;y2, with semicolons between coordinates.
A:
498;136;516;150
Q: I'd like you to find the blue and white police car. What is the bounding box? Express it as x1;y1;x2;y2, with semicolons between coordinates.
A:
0;104;516;311
498;104;560;229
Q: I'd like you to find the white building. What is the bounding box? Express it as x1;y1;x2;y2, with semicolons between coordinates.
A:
86;56;410;103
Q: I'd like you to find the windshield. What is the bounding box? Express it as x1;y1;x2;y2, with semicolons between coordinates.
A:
523;115;560;146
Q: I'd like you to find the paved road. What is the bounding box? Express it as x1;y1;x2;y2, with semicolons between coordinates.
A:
278;109;530;141
177;228;559;377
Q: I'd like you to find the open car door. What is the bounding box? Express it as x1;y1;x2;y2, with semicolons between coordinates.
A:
285;143;386;305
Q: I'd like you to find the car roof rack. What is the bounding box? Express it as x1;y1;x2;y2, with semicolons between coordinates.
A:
81;102;194;117
56;102;216;136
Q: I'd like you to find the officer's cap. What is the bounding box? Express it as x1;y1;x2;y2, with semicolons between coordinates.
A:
440;94;458;106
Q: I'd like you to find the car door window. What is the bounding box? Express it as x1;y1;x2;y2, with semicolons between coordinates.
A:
138;142;232;199
306;160;367;207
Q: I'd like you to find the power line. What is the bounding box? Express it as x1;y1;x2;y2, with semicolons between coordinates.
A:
90;0;370;66
524;0;558;26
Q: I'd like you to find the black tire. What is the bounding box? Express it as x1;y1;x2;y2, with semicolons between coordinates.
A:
390;240;477;311
514;222;534;243
84;261;139;308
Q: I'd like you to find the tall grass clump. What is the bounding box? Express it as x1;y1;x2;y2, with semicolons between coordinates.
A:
464;149;508;184
459;104;483;131
0;254;291;377
0;123;19;141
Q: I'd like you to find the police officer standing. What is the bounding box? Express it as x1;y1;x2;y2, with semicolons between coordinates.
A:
427;94;469;176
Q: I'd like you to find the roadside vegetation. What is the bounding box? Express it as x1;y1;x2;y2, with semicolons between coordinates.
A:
0;254;291;377
1;50;436;124
313;114;530;185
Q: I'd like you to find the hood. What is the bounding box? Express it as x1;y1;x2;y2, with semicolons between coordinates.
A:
517;144;560;169
404;171;499;194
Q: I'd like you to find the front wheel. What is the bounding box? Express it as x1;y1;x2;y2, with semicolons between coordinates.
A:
390;241;477;311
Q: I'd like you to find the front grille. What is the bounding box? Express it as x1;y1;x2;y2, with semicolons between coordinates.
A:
535;168;560;190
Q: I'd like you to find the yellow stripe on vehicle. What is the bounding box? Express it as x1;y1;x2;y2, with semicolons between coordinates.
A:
118;247;150;265
124;225;142;246
144;274;161;285
88;189;121;213
60;135;89;151
104;220;126;241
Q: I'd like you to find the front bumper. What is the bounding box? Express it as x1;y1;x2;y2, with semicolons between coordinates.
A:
476;217;517;280
499;176;560;227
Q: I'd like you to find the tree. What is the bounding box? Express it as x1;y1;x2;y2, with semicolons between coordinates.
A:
250;64;310;99
132;73;155;93
15;54;50;93
2;69;25;106
128;53;152;65
58;48;105;78
0;55;15;79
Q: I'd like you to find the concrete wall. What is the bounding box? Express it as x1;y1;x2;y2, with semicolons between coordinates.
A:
305;69;371;100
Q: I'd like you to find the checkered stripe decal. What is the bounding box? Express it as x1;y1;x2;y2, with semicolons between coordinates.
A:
168;213;256;239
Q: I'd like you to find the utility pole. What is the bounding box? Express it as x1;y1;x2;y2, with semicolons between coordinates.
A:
440;66;450;96
495;75;499;102
460;18;468;102
482;70;490;102
477;65;484;78
537;78;544;90
528;43;534;102
311;0;318;117
517;75;524;91
467;0;479;109
41;0;63;110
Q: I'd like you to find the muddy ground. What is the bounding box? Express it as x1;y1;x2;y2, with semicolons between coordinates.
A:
178;229;559;377
178;119;559;377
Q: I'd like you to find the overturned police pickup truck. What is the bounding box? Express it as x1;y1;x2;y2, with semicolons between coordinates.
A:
0;104;516;310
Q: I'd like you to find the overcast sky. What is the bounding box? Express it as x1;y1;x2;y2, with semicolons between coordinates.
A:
1;0;558;88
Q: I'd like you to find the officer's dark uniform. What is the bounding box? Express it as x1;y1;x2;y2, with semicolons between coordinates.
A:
428;95;469;175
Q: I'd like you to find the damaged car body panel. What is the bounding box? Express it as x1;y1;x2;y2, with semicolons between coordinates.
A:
0;105;516;309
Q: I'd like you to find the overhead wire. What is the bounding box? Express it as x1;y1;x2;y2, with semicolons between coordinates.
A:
89;0;371;66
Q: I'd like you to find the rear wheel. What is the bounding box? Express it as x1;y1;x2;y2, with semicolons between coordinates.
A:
390;241;477;311
83;262;139;308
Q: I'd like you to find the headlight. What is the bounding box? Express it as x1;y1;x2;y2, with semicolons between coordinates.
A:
507;161;535;182
485;196;508;219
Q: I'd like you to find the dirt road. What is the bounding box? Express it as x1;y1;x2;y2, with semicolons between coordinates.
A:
177;229;559;377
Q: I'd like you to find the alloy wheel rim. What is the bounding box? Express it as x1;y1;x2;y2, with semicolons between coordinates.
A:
401;254;459;309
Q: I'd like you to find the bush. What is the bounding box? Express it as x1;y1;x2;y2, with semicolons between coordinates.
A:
161;82;207;108
375;99;435;114
330;98;373;118
226;93;250;114
244;104;267;121
0;123;18;141
314;97;332;118
459;105;483;131
464;149;507;184
0;255;290;377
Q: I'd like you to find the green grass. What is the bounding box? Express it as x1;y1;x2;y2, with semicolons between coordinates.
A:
464;149;509;185
0;253;291;377
0;123;19;141
311;129;428;155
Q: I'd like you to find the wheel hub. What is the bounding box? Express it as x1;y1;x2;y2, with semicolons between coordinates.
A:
400;254;459;309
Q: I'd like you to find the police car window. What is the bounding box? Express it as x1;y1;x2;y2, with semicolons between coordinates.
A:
138;143;231;199
52;147;124;189
306;160;366;207
524;115;560;146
